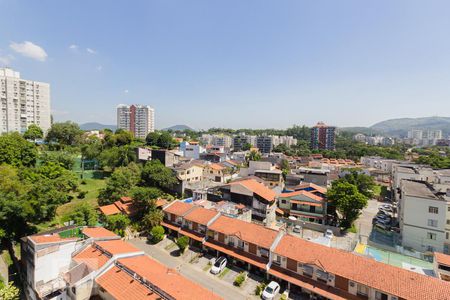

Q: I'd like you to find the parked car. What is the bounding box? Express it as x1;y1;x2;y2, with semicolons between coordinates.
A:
293;225;302;233
210;257;227;275
324;229;333;239
262;281;280;300
380;204;392;209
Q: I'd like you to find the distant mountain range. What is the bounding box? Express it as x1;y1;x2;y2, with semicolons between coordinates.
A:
80;122;117;131
341;116;450;137
162;125;194;131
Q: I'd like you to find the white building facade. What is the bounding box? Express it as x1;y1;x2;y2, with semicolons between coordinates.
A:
0;68;51;134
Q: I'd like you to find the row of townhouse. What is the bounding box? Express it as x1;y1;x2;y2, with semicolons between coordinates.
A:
21;226;221;300
161;200;450;300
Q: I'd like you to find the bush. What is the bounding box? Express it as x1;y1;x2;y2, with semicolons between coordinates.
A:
280;293;288;300
150;226;165;244
255;282;267;296
176;236;189;253
81;180;87;185
77;191;87;199
234;271;247;287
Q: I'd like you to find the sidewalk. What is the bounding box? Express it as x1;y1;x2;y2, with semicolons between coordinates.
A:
128;238;255;300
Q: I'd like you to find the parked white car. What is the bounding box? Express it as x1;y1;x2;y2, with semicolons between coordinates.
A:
324;229;333;239
210;256;227;275
262;281;280;300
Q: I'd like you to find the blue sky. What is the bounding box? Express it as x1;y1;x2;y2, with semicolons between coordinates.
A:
1;0;450;129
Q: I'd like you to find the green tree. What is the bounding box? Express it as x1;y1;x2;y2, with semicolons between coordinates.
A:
40;151;76;170
0;283;20;300
104;214;130;237
327;181;368;228
33;162;78;193
157;132;175;149
141;160;177;189
150;225;165;243
61;202;98;226
114;130;134;146
338;170;376;198
246;150;261;162
176;236;189;253
0;132;37;167
98;163;142;205
241;143;252;151
130;186;163;216
141;210;164;231
45;121;82;147
23;124;44;141
146;132;161;146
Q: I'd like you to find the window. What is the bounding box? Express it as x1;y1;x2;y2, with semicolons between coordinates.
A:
302;265;313;277
316;269;329;282
447;219;450;225
429;206;439;214
446;232;449;240
281;200;286;204
428;219;438;227
357;284;369;296
427;232;437;240
375;291;389;300
259;248;269;258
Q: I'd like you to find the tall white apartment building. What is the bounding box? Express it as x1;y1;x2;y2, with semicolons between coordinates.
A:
116;104;155;139
0;68;51;134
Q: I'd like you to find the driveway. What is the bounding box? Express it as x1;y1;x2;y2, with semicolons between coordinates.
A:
128;238;257;300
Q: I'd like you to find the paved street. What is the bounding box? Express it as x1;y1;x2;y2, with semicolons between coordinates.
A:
128;238;257;300
355;198;381;243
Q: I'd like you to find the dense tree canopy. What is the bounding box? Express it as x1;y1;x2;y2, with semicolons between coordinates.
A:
45;121;83;147
61;202;98;226
98;163;142;204
0;133;37;167
141;160;178;189
327;181;368;228
23;124;44;141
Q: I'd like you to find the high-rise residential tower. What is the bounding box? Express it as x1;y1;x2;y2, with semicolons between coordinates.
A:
116;104;155;138
310;121;336;150
0;68;51;134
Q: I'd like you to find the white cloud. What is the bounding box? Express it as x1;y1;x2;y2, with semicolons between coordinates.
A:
96;65;103;71
69;44;78;50
86;48;97;54
10;41;48;62
124;89;129;93
0;50;14;65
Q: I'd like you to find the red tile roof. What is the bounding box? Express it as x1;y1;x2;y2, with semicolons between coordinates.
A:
183;206;218;226
274;234;450;300
96;265;160;300
155;198;168;207
208;215;278;249
29;234;78;244
435;252;450;267
95;240;141;255
99;204;121;216
100;256;223;300
279;190;324;202
230;179;276;202
120;196;132;203
209;163;225;171
73;244;110;270
163;201;194;216
82;227;119;239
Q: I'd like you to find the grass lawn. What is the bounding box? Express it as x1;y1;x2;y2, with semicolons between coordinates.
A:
56;177;106;217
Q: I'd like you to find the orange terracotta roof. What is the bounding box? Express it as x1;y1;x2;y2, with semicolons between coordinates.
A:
183;206;218;226
120;196;132;203
112;256;223;300
95;240;141;255
29;234;78;244
99;204;121;216
161;221;181;232
82;227;119;239
96;265;160;300
279;190;324;202
295;182;327;194
73;244;110;270
155;198;168;207
230;179;276;202
435;252;450;267
208;215;278;249
163;201;194;216
274;234;450;300
179;228;204;242
209;163;225;171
